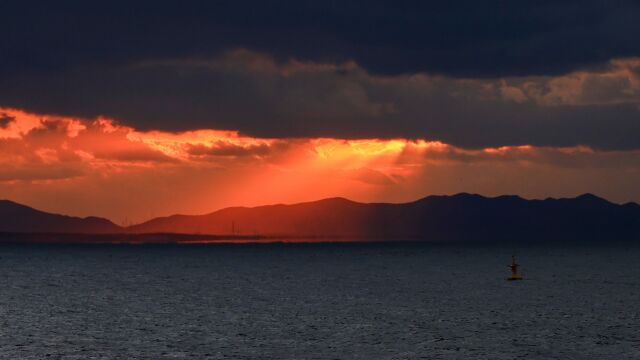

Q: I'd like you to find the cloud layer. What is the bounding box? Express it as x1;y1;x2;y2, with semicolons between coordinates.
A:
2;1;640;77
2;3;640;148
2;51;640;149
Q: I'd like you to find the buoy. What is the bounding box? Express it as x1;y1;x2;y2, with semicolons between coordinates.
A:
508;255;523;281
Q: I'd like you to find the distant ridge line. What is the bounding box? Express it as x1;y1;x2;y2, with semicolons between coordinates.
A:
1;193;638;243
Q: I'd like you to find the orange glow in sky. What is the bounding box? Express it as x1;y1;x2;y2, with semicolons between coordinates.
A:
2;107;640;223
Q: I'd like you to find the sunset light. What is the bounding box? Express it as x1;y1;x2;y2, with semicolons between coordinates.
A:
3;106;640;224
3;2;640;358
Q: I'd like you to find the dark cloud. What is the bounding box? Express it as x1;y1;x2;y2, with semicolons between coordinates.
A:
26;119;71;137
186;142;272;157
2;2;640;149
0;113;15;129
1;1;640;78
0;165;85;182
345;168;397;186
1;53;640;150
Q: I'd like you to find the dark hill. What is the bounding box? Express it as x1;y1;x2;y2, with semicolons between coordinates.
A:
128;193;640;241
2;194;639;241
0;200;121;234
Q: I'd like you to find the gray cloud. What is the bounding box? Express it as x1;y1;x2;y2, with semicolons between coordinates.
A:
1;52;640;150
2;1;640;78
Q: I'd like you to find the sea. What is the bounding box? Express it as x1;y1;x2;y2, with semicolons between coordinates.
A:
0;241;638;359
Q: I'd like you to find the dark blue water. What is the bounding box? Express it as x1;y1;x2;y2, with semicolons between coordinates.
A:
0;242;639;359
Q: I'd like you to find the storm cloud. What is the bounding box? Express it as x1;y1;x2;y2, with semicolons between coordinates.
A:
1;51;640;149
2;1;640;77
2;1;640;149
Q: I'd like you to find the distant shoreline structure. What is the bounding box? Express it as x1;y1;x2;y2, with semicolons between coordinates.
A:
0;232;638;245
0;232;414;245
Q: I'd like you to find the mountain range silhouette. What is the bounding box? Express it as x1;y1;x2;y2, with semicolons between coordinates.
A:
1;193;639;243
0;200;120;234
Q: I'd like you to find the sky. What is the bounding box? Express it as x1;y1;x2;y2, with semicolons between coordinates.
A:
2;1;640;223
